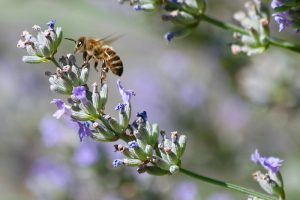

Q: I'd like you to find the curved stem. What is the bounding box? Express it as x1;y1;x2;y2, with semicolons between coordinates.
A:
179;168;277;200
51;57;62;69
200;14;249;35
268;37;300;53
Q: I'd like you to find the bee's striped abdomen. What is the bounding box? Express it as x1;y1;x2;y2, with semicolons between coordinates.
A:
101;46;123;76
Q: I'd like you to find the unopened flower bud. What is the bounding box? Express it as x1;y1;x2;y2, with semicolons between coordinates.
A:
144;165;169;176
151;156;171;171
80;66;89;84
169;165;179;174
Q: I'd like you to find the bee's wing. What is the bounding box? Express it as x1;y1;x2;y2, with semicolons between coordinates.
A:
98;33;124;45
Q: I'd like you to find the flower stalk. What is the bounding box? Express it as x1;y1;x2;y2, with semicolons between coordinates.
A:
180;168;277;200
200;13;300;53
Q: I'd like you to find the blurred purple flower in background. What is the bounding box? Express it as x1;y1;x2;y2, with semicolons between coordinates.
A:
39;116;73;147
172;181;198;200
130;68;168;125
26;158;73;198
179;81;207;108
159;50;189;80
216;97;250;132
73;140;99;166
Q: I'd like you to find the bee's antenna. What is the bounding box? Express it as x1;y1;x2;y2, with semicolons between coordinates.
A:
64;38;76;43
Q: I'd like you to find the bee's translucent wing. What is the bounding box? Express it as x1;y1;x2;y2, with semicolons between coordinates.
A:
99;33;124;44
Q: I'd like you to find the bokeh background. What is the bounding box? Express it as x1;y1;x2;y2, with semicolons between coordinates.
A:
1;0;300;199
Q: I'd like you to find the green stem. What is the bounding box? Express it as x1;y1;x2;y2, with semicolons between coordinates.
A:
200;14;249;35
51;57;62;69
268;37;300;53
179;168;277;200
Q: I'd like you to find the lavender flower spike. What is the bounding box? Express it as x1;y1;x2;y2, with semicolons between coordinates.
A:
117;79;136;104
251;149;283;173
51;99;71;119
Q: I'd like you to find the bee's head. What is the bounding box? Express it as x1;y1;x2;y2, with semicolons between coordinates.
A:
74;37;86;53
64;37;86;54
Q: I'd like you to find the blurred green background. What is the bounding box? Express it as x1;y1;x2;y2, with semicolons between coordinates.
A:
1;0;300;199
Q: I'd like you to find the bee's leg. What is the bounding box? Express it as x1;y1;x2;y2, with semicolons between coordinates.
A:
94;61;99;72
83;51;88;61
100;62;109;85
82;55;93;67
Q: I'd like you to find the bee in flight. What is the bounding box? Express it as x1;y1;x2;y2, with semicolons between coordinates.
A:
65;35;123;82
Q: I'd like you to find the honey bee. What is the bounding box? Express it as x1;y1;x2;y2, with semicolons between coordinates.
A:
65;35;123;81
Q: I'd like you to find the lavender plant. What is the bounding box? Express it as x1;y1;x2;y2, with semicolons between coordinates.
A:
119;0;300;54
17;18;287;200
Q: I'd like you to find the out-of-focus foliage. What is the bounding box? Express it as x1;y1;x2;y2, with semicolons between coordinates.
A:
1;0;300;199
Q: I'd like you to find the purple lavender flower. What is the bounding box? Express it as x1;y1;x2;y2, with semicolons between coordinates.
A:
133;4;143;11
117;79;135;104
271;0;285;9
115;103;126;112
73;140;99;166
72;86;88;104
273;12;292;32
169;0;182;4
137;111;147;121
164;32;175;42
112;159;124;167
128;141;139;149
251;149;283;173
51;99;71;119
47;19;56;29
77;121;92;142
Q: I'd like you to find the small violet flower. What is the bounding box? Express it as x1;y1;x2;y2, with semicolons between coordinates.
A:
112;159;124;167
128;141;139;149
251;149;283;173
72;86;88;104
117;79;135;104
51;99;71;119
270;0;300;32
137;111;147;121
77;121;92;142
115;103;126;112
273;12;291;32
164;32;175;43
47;19;56;29
271;0;284;9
